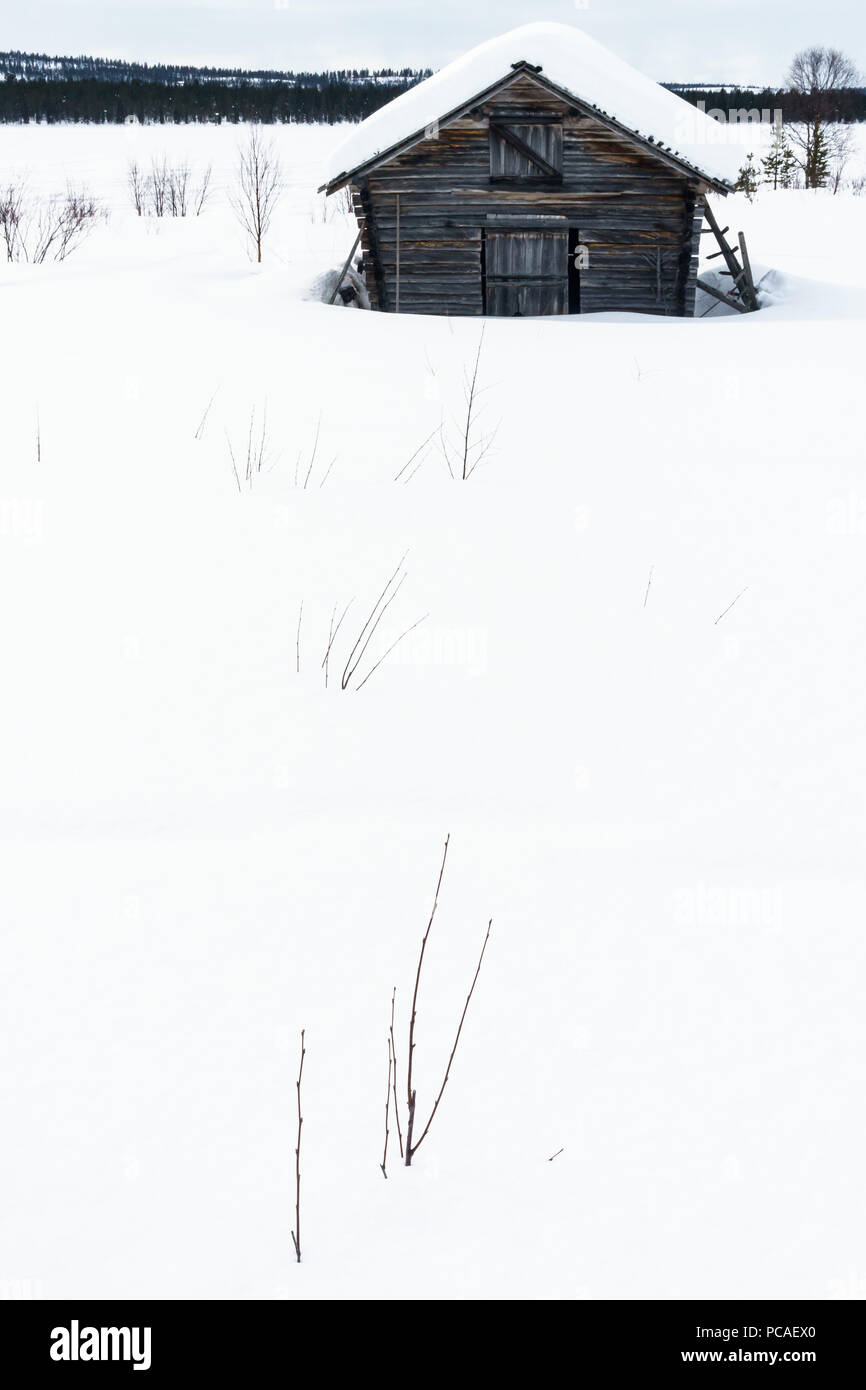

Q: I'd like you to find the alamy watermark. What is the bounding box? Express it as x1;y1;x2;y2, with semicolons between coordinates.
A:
697;101;784;128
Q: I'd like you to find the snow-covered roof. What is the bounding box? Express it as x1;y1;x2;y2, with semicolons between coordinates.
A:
323;22;741;190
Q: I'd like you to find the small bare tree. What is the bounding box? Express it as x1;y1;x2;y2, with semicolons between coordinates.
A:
149;157;169;217
230;125;282;263
194;164;213;216
128;161;146;216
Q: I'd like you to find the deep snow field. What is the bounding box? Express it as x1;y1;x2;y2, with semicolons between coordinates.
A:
1;119;866;1302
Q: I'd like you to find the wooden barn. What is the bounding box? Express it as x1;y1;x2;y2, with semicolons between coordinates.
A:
321;23;742;318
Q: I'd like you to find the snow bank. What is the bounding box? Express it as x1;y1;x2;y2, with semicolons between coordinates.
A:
324;22;744;188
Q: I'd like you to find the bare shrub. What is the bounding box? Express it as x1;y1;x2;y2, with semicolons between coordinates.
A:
1;182;102;263
340;553;429;691
0;179;26;260
168;163;191;218
225;402;277;491
439;327;499;480
129;158;212;217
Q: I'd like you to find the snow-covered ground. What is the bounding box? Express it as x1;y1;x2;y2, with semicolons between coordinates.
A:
1;119;865;1301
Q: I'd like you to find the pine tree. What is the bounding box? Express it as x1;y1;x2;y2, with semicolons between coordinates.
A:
735;152;759;201
762;124;797;188
808;125;831;188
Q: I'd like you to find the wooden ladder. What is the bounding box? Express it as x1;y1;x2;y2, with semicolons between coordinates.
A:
696;203;759;314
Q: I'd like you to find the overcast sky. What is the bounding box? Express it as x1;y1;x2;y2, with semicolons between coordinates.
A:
1;1;863;86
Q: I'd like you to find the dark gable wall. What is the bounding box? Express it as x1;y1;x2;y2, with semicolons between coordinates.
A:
351;73;706;317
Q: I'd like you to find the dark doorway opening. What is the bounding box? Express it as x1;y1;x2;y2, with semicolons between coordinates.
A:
568;228;582;314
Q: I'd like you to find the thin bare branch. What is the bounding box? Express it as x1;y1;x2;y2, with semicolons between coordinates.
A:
714;586;749;626
194;386;219;441
394;424;440;482
321;598;354;687
409;920;492;1160
340;553;408;691
405;835;450;1165
389;988;403;1159
381;1037;392;1179
290;1028;305;1263
354;613;429;691
225;431;242;494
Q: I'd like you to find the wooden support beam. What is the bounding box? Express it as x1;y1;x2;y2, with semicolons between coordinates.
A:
696;276;749;313
737;232;758;310
327;228;363;306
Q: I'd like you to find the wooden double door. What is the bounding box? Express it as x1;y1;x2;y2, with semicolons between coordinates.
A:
485;226;570;316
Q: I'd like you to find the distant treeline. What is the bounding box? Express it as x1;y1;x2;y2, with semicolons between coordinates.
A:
666;85;866;122
1;52;864;125
0;52;431;124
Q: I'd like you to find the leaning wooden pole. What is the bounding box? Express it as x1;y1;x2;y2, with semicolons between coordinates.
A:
327;227;362;305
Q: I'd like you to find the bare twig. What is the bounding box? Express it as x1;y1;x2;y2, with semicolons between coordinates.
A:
714;586;749;626
256;400;269;475
461;328;485;481
548;1147;564;1162
322;598;353;689
394;425;440;483
194;386;219;441
341;554;407;691
643;565;654;609
354;613;429;691
324;602;337;690
290;1029;305;1263
438;330;499;481
225;430;242;494
405;835;450;1166
194;164;213;216
389;988;404;1159
318;455;337;489
381;1037;393;1178
303;417;321;491
408;919;492;1161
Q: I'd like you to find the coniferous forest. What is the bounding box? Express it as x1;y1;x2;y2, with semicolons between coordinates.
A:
0;52;432;123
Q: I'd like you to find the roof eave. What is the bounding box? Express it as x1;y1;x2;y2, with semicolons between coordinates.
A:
321;61;734;196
